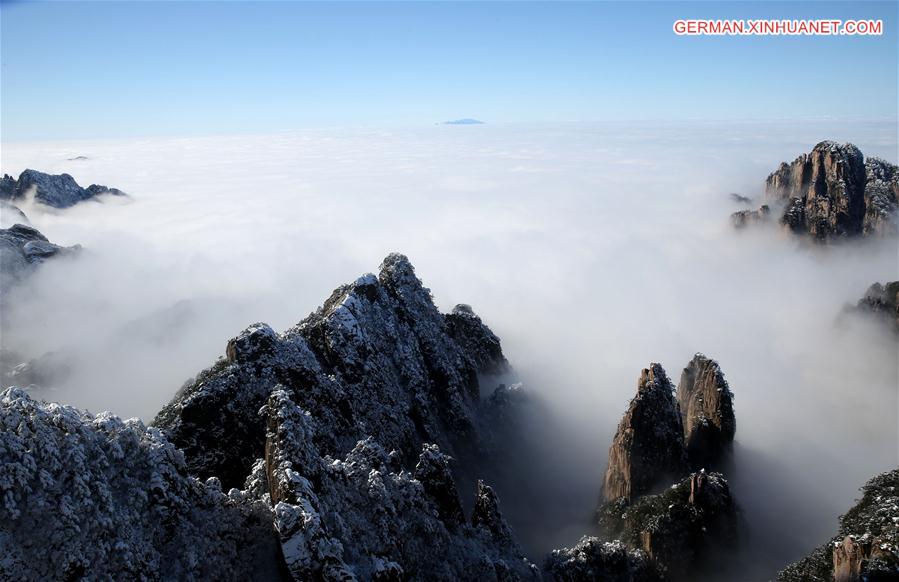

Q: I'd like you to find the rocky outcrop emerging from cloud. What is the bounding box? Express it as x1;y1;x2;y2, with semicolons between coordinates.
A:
730;204;771;229
0;169;126;209
601;357;736;499
597;357;738;578
677;354;736;470
153;253;541;579
602;364;687;502
0;387;281;581
778;469;899;582
597;471;738;580
847;281;899;334
1;252;751;580
153;253;513;490
0;224;78;294
732;141;898;241
261;387;537;580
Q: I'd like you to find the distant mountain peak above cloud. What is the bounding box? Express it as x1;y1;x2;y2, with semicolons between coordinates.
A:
442;118;485;125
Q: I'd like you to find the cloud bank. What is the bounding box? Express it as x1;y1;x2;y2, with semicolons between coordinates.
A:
1;119;896;576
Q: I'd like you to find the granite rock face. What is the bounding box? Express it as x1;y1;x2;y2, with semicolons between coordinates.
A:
154;253;541;579
262;388;536;580
851;281;899;334
0;387;281;581
596;357;739;579
602;364;687;503
730;205;771;229
676;354;736;470
778;469;899;582
445;304;510;376
733;142;898;241
598;471;738;580
767;142;898;240
0;174;16;200
0;224;78;294
0;169;126;209
863;158;899;236
154;253;510;490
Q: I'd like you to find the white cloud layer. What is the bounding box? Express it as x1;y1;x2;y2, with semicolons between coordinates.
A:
1;119;896;574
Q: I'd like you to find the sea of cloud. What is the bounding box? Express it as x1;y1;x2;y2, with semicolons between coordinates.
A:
1;119;896;576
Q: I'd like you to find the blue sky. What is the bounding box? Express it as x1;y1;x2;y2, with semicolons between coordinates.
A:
1;1;896;141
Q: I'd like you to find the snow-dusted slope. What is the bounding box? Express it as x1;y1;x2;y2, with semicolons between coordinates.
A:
0;387;281;581
153;253;512;491
261;387;537;580
152;252;542;579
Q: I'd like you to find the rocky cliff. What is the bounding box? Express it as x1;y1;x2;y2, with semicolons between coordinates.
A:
153;253;542;579
0;223;78;294
730;205;771;229
597;357;739;579
676;354;736;470
849;281;899;334
597;471;738;580
261;387;537;580
731;141;898;241
0;169;125;209
1;253;757;580
0;387;282;581
601;364;687;503
778;469;899;582
154;254;512;490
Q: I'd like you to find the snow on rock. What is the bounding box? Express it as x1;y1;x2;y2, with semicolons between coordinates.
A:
601;363;687;503
778;469;899;582
676;354;736;470
152;253;540;579
0;169;126;209
761;141;898;241
732;142;898;240
153;252;511;491
262;387;537;580
596;471;738;580
594;357;741;579
445;303;510;375
544;537;662;582
862;158;899;236
0;387;280;581
847;281;899;335
0;224;79;295
414;443;465;525
472;479;517;547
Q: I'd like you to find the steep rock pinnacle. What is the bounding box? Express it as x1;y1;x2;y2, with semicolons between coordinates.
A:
764;141;897;240
676;354;736;470
602;364;687;502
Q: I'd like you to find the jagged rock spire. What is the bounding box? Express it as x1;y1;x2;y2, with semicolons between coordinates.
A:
602;364;687;502
154;253;510;490
764;141;897;240
152;253;538;579
472;480;516;546
676;354;736;470
414;444;464;525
